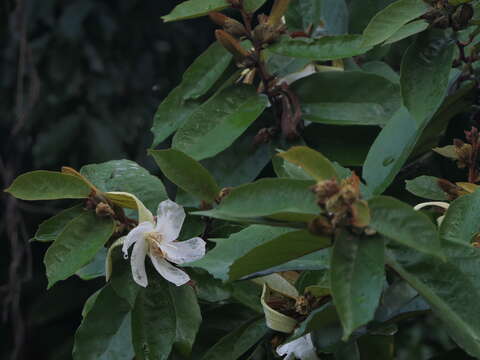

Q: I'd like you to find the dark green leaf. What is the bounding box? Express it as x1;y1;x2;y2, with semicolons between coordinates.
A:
76;247;107;280
439;190;480;245
383;19;429;45
195;178;318;223
361;0;431;47
278;146;338;181
34;204;85;242
405;176;449;200
293;303;342;344
358;335;394;359
44;212;115;288
386;241;480;358
73;285;134;360
348;0;396;34
401;29;455;123
172;85;268;161
132;275;202;359
269;35;372;61
368;196;443;257
229;230;331;280
187;225;294;281
292;71;401;126
330;230;385;339
151;42;233;146
201;317;268;360
149;149;220;203
6;171;91;200
80;159;168;213
361;61;399;84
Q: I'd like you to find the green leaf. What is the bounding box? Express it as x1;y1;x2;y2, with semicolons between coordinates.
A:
368;196;443;258
383;19;429;45
358;335;394;360
73;285;134;360
386;241;480;358
187;225;294;281
405;176;449;200
80;159;168;213
162;0;229;22
401;29;455;124
243;0;268;13
5;171;91;200
34;204;85;242
361;61;400;84
292;71;401;126
172;84;268;161
439;190;480;245
76;247;107;280
269;35;372;61
151;42;233;147
330;230;385;340
150;149;220;203
201;317;268;360
292;303;341;343
195;178;318;223
132;275;201;359
229;230;331;280
44;212;115;288
361;0;431;47
278;146;338;181
348;0;396;34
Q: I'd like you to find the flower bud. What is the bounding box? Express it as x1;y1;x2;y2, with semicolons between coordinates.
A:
215;29;250;63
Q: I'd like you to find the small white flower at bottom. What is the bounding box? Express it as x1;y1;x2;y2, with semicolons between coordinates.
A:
276;334;320;360
122;199;205;287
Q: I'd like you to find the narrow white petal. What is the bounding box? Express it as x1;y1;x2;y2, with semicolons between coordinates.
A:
413;201;450;211
130;237;149;287
155;199;186;242
161;237;206;265
149;255;190;286
122;222;154;257
276;335;319;360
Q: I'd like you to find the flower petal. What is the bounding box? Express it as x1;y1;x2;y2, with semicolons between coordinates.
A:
276;335;319;360
161;237;206;265
155;199;185;242
122;222;154;258
149;255;190;286
130;237;149;287
413;201;450;211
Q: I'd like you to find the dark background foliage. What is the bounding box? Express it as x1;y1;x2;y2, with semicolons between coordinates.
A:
0;1;214;358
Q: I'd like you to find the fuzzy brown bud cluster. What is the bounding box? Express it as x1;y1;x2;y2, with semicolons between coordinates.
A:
252;13;286;45
423;2;473;30
209;12;247;37
311;174;370;229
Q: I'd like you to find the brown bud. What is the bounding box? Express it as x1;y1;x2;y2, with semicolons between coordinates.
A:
308;216;334;236
95;202;115;217
224;18;247;37
452;4;474;30
253;23;281;44
437;178;463;200
312;179;340;205
209;12;229;26
215;29;250;63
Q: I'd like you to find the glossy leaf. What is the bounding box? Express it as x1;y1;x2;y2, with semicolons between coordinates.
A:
278;146;338;181
201;317;268;360
292;303;341;343
76;247;107;280
292;71;401;126
44;212;115;288
195;178;318;223
187;225;294;281
151;42;233;146
229;230;331;280
330;230;385;339
6;170;91;200
269;35;372;61
348;0;396;33
439;190;480;245
73;285;134;360
80;159;168;213
368;196;443;257
132;275;202;359
172;85;268;161
34;204;85;242
383;19;429;45
405;176;449;200
361;0;431;47
150;149;220;203
401;29;455;124
387;241;480;358
162;0;229;22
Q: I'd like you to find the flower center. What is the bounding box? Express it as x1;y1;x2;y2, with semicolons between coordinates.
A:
145;232;164;257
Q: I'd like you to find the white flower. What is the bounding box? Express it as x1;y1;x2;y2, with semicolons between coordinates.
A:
276;334;320;360
122;199;206;287
414;201;450;226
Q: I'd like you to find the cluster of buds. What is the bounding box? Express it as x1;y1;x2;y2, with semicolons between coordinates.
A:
423;1;473;30
310;174;370;232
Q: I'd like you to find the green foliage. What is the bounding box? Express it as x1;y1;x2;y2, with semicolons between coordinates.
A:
8;0;480;358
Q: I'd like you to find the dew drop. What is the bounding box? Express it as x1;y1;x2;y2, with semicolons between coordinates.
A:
123;253;129;260
382;156;395;166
